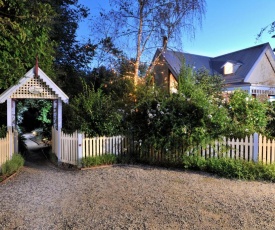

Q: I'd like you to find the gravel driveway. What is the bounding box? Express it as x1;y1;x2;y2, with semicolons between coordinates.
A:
1;155;275;229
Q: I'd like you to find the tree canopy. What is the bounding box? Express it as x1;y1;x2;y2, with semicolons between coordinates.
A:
0;0;56;89
0;0;93;93
91;0;206;85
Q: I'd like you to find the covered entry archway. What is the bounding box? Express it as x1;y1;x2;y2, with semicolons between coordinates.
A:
0;64;69;160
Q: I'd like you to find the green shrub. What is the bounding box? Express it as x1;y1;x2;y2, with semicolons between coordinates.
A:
0;125;7;138
182;154;275;181
182;154;206;170
1;153;24;176
81;154;117;167
260;163;275;182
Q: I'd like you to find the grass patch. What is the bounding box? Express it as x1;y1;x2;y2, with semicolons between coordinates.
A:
81;154;117;167
182;154;275;182
0;153;24;180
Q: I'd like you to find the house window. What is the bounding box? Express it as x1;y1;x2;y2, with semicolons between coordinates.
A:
169;73;178;94
223;63;233;75
222;61;242;75
269;95;275;102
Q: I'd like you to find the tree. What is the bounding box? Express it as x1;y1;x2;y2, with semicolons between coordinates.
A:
257;21;275;42
0;0;56;89
92;0;205;86
44;0;96;96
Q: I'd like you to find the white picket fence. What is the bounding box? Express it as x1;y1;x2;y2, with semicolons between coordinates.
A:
188;134;256;161
82;134;128;158
0;129;14;168
52;128;275;166
52;128;128;166
188;133;275;164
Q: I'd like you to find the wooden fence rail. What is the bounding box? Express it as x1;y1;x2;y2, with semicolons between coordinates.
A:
52;128;275;166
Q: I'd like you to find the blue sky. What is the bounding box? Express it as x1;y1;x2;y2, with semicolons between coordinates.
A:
77;0;275;58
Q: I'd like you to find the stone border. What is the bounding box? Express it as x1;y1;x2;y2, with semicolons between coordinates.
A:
0;166;24;185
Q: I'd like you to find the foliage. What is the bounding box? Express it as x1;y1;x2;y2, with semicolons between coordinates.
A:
182;154;275;182
0;0;56;89
64;81;123;136
195;69;225;97
124;66;268;153
91;0;205;83
49;0;95;96
88;66;117;91
1;153;24;176
225;90;268;138
88;64;135;103
0;0;93;98
0;125;7;138
126;65;229;153
265;102;275;138
16;99;52;135
81;154;117;167
256;21;275;41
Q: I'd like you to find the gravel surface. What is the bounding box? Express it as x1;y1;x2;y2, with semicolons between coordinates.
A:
1;155;275;229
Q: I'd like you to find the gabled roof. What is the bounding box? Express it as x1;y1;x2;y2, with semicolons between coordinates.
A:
158;43;272;85
0;66;69;103
211;43;269;84
161;50;212;77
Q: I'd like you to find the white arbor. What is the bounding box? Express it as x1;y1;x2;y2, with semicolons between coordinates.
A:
0;65;69;158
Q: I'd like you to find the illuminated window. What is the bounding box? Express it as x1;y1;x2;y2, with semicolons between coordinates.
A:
269;95;275;102
221;61;242;75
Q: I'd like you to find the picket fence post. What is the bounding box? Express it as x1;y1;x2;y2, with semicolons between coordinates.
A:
14;129;18;153
253;133;259;162
8;127;13;159
57;129;61;164
77;132;83;168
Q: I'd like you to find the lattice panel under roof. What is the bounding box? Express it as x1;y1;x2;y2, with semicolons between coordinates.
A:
11;77;59;99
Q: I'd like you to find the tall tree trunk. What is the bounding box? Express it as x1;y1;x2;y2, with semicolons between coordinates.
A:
134;1;144;87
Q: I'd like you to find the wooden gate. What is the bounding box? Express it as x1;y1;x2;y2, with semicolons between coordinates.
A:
52;128;129;166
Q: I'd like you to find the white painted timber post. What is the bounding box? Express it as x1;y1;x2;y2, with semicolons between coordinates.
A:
7;99;13;158
11;99;16;129
53;100;58;130
253;133;259;162
14;129;18;153
57;129;61;164
77;133;83;168
57;99;62;164
7;98;12;128
8;127;13;159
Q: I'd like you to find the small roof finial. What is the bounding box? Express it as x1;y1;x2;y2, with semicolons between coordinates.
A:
35;55;39;77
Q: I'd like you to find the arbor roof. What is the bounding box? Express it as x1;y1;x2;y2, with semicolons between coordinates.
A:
0;66;69;103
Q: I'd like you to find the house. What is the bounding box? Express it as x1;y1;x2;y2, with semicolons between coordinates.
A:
152;42;275;100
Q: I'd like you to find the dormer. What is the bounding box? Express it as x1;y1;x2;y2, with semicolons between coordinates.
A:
221;61;242;75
